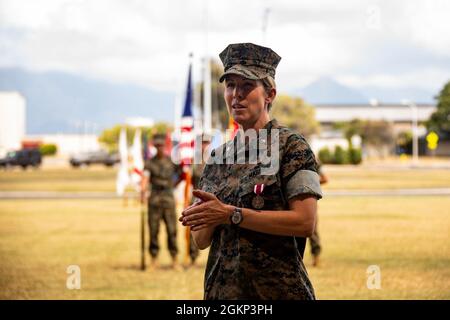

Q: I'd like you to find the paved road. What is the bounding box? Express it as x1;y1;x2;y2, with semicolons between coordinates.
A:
0;191;125;199
1;188;449;199
325;188;450;196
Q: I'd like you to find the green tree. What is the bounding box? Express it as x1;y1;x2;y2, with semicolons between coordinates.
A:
360;120;395;147
271;95;320;138
335;119;394;148
318;147;333;164
348;147;362;164
334;119;363;148
39;144;57;156
334;146;349;164
396;131;413;153
98;122;172;152
426;81;450;135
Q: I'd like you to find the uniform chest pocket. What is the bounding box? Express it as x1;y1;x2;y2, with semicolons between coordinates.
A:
238;173;285;210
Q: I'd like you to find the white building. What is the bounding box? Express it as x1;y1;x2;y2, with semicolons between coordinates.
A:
25;134;101;156
314;103;436;134
0;92;26;156
312;103;441;156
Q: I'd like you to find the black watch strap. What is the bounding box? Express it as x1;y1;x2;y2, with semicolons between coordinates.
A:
230;207;243;225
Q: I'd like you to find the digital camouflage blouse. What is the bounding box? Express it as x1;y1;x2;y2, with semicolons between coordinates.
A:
199;119;323;300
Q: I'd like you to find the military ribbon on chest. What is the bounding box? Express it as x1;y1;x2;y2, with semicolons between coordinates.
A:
252;184;265;209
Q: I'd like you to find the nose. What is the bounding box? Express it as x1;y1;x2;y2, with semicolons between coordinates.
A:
232;85;244;100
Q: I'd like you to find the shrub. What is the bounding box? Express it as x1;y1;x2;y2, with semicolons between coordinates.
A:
334;146;349;164
318;147;333;164
39;144;57;156
348;147;362;164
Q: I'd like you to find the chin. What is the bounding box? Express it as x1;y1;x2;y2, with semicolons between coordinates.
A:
232;112;247;122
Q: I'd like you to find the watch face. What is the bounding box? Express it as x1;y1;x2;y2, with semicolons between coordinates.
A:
231;210;242;225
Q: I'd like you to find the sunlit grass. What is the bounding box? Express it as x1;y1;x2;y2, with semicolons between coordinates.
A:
0;167;117;192
1;165;450;192
0;199;205;299
323;167;450;190
308;196;450;299
0;195;449;299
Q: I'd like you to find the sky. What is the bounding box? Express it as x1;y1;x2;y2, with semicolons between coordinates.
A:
1;0;450;97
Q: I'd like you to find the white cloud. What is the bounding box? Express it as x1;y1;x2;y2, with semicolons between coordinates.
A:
337;68;450;92
0;0;64;29
400;1;450;57
0;0;449;93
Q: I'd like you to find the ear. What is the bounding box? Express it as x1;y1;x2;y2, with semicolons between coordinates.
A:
265;88;276;104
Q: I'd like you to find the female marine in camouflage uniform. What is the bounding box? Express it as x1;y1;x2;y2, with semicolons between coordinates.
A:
180;43;323;300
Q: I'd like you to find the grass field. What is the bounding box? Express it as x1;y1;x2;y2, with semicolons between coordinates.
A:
0;167;116;192
0;166;449;299
1;165;450;192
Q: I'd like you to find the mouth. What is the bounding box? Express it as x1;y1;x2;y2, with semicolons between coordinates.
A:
232;103;246;110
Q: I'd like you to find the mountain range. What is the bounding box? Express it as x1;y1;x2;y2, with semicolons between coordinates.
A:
0;68;436;134
292;76;435;105
0;67;175;134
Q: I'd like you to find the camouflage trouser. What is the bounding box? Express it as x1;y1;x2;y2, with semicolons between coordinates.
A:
148;202;178;258
309;222;321;257
189;233;199;262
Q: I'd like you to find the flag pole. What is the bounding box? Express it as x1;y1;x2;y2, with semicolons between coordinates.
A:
203;57;212;135
184;169;192;266
203;0;211;134
132;129;145;271
140;196;146;271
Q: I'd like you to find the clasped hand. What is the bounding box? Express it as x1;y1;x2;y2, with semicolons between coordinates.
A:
179;190;232;231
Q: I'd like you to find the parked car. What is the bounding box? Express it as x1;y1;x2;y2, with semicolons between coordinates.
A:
0;148;42;169
69;150;119;167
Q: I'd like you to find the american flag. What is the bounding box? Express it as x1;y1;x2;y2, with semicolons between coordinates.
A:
179;62;194;166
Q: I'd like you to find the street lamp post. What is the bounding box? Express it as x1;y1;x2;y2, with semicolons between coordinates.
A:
262;8;270;45
410;102;419;164
402;100;419;164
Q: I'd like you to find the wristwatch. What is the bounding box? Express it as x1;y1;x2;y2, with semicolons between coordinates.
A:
230;207;243;225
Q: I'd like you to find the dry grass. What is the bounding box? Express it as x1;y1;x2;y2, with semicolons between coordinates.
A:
0;199;205;299
1;195;449;299
323;166;450;190
0;167;116;192
309;196;450;299
1;165;450;192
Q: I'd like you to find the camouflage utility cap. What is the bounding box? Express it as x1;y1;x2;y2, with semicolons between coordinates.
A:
219;43;281;83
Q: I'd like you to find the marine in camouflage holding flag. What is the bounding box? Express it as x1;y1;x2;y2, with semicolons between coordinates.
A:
144;133;183;269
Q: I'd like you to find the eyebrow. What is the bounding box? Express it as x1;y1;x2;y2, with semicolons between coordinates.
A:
225;78;256;84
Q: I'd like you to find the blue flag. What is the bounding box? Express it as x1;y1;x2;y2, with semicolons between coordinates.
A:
182;64;193;117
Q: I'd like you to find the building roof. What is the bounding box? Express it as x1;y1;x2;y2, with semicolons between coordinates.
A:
313;103;436;123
